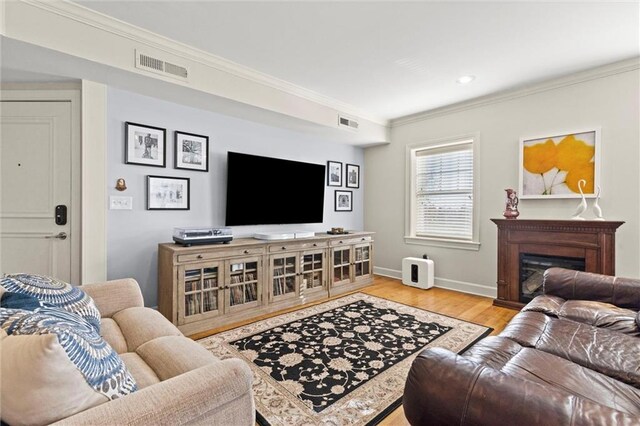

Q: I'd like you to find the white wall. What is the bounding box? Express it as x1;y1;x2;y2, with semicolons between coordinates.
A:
365;67;640;296
107;87;365;306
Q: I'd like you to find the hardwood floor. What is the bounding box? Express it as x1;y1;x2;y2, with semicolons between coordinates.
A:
190;275;519;426
363;276;518;426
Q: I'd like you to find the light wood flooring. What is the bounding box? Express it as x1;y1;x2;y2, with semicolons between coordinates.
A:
190;275;519;426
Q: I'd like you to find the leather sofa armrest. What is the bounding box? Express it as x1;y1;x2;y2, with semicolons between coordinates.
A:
52;359;255;426
543;268;640;310
403;347;637;426
81;278;145;318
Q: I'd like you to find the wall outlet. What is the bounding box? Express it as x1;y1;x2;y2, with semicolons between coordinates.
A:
110;196;133;210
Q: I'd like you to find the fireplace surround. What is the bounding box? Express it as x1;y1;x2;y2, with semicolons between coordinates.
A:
491;219;624;309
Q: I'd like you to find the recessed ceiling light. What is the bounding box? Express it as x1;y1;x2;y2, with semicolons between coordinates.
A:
456;75;476;85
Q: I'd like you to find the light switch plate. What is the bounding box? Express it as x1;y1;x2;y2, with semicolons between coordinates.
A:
110;196;133;210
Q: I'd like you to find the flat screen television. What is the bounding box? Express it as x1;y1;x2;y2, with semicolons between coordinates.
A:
225;152;325;226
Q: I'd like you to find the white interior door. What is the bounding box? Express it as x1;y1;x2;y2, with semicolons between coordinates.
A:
1;101;73;282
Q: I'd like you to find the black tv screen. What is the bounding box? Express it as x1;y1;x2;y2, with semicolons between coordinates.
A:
225;152;326;226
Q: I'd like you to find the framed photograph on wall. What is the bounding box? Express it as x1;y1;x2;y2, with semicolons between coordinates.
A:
175;131;209;172
346;164;360;188
125;122;166;167
519;128;600;199
147;175;190;210
335;190;353;212
327;161;342;186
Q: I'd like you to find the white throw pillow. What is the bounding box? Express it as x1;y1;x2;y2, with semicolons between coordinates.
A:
0;307;136;425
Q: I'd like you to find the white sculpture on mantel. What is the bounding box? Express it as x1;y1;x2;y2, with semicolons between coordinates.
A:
592;186;605;221
570;179;588;220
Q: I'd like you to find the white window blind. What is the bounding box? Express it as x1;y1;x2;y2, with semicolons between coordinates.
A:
415;142;473;240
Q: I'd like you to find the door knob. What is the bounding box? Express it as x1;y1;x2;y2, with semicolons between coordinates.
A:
45;232;67;240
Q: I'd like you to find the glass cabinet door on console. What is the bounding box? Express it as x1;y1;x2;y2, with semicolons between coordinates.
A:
270;254;298;303
300;250;326;297
226;257;262;313
332;246;352;286
177;263;224;325
353;243;372;282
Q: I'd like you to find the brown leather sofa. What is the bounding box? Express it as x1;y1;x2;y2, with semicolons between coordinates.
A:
403;268;640;425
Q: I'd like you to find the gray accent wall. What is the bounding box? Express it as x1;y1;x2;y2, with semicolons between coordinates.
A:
107;87;364;306
365;68;640;295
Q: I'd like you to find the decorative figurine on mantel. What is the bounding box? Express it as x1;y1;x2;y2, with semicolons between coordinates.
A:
570;179;588;220
503;188;520;219
592;186;605;221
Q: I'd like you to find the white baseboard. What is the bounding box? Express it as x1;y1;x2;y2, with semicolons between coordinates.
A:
434;277;497;299
373;266;496;299
373;266;402;280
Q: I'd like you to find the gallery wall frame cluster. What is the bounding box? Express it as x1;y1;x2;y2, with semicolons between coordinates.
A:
326;160;360;212
124;121;209;210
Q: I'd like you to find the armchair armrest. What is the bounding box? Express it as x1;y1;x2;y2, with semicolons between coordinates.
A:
53;359;255;426
81;278;144;318
403;347;637;426
543;268;640;310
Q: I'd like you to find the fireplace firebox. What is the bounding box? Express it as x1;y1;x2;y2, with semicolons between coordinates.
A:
519;253;585;303
492;219;623;309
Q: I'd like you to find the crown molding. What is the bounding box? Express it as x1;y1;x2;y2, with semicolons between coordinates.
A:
391;57;640;127
20;0;388;127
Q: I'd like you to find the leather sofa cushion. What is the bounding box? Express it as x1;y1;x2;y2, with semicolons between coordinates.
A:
523;295;639;336
136;335;219;381
112;307;182;352
560;300;639;336
521;294;565;316
543;268;640;310
405;347;640;426
462;336;523;370
119;352;161;389
502;311;640;388
498;311;552;348
466;337;640;415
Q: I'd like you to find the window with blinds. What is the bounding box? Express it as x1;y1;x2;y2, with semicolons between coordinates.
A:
414;141;474;240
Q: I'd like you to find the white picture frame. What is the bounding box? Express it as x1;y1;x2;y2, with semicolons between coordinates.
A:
519;128;601;199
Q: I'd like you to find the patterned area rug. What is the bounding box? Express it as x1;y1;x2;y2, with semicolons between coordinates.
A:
198;293;491;425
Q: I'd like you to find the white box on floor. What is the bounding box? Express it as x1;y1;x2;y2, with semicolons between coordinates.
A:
402;257;434;289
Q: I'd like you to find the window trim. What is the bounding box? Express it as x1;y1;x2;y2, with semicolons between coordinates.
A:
405;133;481;251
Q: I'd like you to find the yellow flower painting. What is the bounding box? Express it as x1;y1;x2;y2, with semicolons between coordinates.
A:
520;130;599;198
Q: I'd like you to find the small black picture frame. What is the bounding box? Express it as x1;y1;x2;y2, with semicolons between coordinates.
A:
147;175;190;210
125;122;166;167
335;190;353;212
346;164;360;188
175;131;209;172
327;161;342;186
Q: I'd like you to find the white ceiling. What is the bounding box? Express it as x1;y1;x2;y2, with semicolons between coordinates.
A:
74;1;639;120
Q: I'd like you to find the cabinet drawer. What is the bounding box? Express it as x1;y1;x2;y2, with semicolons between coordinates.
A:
268;241;328;253
177;247;265;263
330;236;372;246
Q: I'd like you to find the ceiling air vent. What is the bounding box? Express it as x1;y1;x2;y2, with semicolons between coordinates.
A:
338;115;359;131
135;50;189;82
